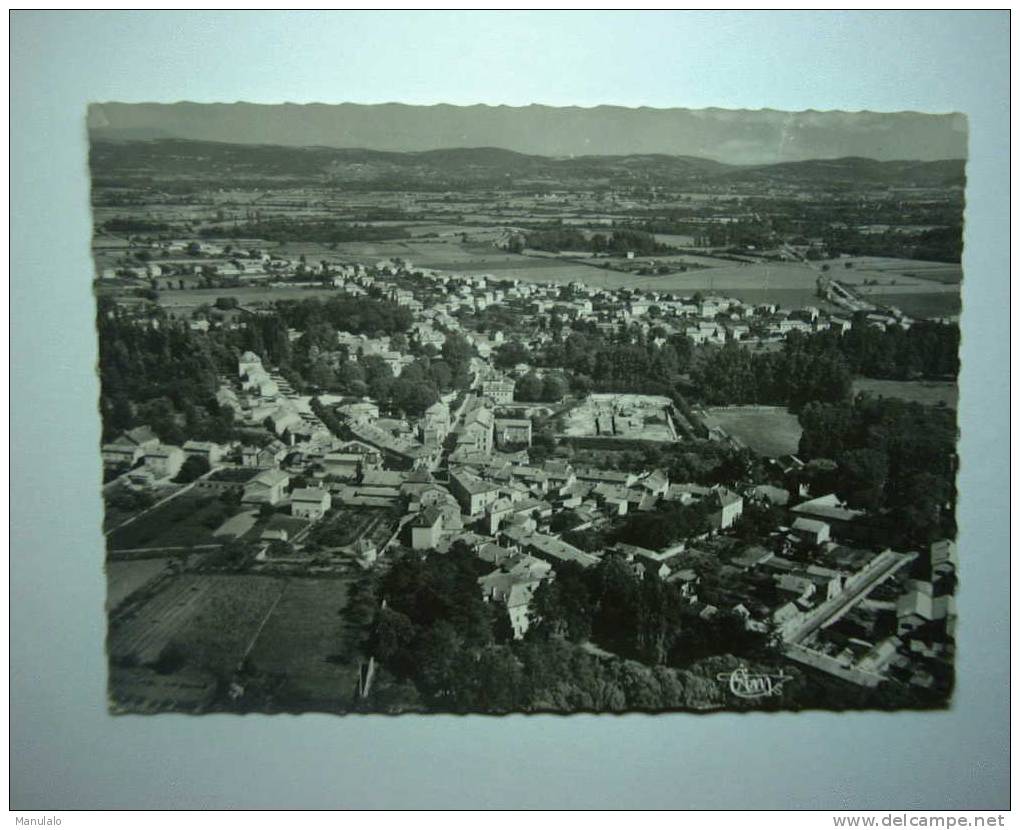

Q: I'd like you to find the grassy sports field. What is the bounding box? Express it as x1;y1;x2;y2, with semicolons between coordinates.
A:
701;406;803;458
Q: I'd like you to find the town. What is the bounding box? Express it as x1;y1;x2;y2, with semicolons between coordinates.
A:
94;141;961;714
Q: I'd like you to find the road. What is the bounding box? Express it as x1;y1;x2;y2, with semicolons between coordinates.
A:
782;549;916;645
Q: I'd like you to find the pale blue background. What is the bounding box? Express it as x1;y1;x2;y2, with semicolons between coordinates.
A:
10;11;1009;809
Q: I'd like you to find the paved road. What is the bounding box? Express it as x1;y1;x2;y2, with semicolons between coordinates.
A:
783;550;915;645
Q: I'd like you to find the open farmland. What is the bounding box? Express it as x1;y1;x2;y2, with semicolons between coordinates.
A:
861;291;961;319
106;490;236;552
245;578;363;709
518;256;832;298
821;256;962;319
852;378;958;409
157;285;345;311
825;256;962;285
701;406;803;458
109;574;286;679
106;558;173;610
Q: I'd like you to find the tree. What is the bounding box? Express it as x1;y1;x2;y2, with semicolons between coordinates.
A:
428;360;454;391
370;608;417;672
494;339;531;370
541;373;568;402
837;448;889;511
530;562;593;642
515;372;544;402
108;396;134;433
307;358;337;391
391;378;440;417
174;454;210;484
441;332;474;385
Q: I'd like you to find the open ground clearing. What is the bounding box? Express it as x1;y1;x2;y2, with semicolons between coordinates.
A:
852;378;958;409
109;574;286;678
106;558;173;610
246;577;362;707
701;406;803;458
106;490;235;551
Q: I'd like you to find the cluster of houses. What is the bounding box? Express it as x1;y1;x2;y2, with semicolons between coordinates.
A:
100;248;954;692
101;425;224;487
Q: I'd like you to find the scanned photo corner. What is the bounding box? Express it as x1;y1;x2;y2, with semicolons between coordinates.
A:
92;102;963;716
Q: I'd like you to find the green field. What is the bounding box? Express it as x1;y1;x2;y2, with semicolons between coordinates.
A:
871;292;961;319
106;558;172;609
245;578;363;708
109;574;287;680
110;572;365;711
106;490;236;551
701;406;803;458
853;378;958;409
158;285;343;311
826;256;963;285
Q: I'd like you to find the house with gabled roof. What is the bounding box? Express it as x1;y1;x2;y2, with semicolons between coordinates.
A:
102;425;161;468
710;488;744;530
242;468;290;506
241;440;288;469
182;440;224;466
449;468;501;516
291;487;331;521
792;516;830;546
411;506;445;550
143;444;185;480
638;469;670;496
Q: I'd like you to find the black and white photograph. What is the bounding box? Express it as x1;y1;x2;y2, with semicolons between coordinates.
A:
90;102;965;716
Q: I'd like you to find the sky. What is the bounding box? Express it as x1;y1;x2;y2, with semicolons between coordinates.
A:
88;102;967;165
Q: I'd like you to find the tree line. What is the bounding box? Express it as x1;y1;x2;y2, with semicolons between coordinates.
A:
198;218;410;245
523;227;672;256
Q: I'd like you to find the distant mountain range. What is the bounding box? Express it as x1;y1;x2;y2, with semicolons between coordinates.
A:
89;138;967;190
88;102;967;165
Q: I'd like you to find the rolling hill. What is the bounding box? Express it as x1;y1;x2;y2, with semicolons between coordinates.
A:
89;138;966;190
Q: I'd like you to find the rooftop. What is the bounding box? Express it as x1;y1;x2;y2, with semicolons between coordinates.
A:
292;487;329;503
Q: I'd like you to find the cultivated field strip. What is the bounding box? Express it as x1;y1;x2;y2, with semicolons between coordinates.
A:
109;577;215;664
109;575;288;670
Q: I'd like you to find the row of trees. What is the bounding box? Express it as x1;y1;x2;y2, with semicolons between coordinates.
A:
198;219;410;245
523;227;671;256
822;224;963;263
275;295;413;339
690;339;853;411
514;371;569;403
510;308;957;412
795;321;959;381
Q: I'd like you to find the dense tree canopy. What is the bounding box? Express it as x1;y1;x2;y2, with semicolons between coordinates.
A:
798;395;958;545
